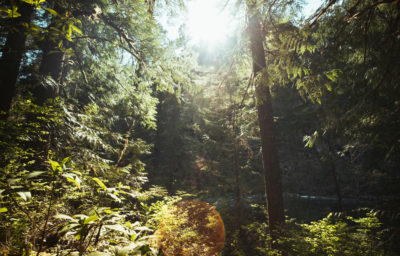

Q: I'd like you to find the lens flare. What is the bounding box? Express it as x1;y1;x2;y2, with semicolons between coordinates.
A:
155;200;225;256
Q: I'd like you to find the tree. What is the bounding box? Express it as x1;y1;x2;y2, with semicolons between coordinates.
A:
246;0;284;245
0;0;34;116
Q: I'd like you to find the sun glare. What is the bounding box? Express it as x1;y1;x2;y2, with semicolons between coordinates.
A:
186;0;235;49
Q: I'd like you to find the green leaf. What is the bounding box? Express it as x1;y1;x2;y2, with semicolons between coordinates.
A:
92;177;107;191
104;224;126;233
17;191;31;201
75;233;81;240
26;171;46;179
326;69;341;82
0;208;8;213
84;214;99;225
20;0;35;4
61;223;80;233
43;7;59;16
87;252;112;256
49;160;61;173
135;226;152;232
72;170;82;176
326;83;332;91
62;173;81;187
7;5;21;18
108;193;121;202
103;209;114;214
61;156;70;166
66;177;81;188
0;6;19;17
74;214;88;219
54;214;74;220
130;232;137;241
70;24;82;35
108;239;118;245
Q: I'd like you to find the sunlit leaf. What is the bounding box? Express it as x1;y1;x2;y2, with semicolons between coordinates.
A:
66;177;81;188
92;177;107;190
4;5;21;18
43;7;59;16
104;224;126;233
108;239;118;244
135;226;152;232
61;223;80;233
26;171;46;179
72;170;82;176
0;208;7;213
17;191;31;201
61;156;70;166
84;214;99;225
20;0;35;4
70;24;82;35
108;193;121;202
49;160;61;173
130;232;137;241
326;83;332;91
54;214;74;220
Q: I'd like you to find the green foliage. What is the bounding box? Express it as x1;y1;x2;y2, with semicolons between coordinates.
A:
1;0;399;255
240;211;392;256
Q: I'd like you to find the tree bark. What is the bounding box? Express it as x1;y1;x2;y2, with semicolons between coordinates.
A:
0;1;33;116
31;4;66;105
34;36;65;105
246;1;285;243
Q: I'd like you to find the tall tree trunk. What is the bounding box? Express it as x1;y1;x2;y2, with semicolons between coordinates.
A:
34;36;65;105
31;4;66;105
246;1;285;244
0;1;33;116
30;6;66;169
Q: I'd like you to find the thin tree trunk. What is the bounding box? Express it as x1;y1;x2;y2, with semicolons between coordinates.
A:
234;138;241;208
246;0;285;244
327;143;343;211
229;89;241;209
0;1;33;116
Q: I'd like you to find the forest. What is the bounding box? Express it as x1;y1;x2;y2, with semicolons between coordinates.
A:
0;0;399;255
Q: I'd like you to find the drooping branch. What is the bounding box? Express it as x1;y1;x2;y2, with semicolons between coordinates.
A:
347;0;398;21
309;0;337;27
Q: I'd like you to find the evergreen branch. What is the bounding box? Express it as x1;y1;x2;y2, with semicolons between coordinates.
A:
74;35;142;62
